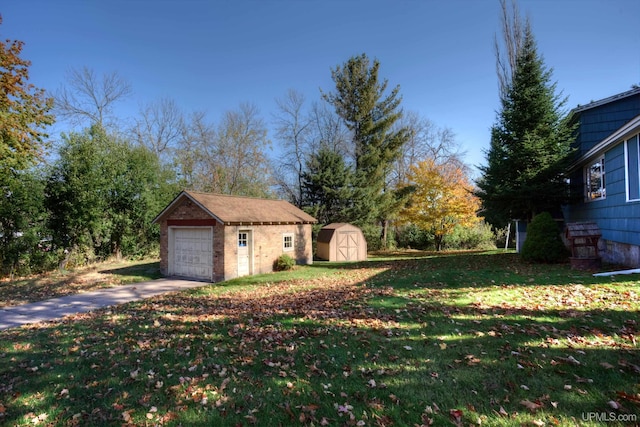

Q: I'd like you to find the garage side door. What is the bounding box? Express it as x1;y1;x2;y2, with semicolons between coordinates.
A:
170;228;213;281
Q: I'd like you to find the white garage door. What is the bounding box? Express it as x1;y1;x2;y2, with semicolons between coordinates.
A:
170;227;213;281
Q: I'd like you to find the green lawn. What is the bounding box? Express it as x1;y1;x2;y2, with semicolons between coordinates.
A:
0;252;638;426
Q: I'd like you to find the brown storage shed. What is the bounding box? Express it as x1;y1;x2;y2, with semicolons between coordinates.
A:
316;223;367;262
153;191;317;282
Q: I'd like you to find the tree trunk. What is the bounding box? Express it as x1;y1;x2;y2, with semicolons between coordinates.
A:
381;219;388;249
59;246;74;270
435;235;444;252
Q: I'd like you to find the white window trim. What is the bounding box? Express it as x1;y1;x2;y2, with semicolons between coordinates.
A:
283;233;294;252
624;134;640;202
585;157;606;202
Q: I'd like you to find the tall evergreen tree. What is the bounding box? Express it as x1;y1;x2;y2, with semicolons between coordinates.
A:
322;54;410;246
300;146;353;225
477;24;574;226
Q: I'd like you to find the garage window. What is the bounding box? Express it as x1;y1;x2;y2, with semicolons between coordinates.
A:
283;233;294;251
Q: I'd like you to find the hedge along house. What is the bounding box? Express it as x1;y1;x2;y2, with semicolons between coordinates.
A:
316;223;367;262
153;191;317;282
563;87;640;267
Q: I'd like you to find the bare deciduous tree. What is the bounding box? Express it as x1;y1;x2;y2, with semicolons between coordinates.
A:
272;89;312;205
54;66;131;129
132;97;184;160
175;110;211;188
176;104;272;197
391;111;467;188
309;101;350;159
214;103;272;196
495;0;527;100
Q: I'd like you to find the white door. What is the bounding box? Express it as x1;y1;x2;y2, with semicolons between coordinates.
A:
170;228;213;281
237;230;252;277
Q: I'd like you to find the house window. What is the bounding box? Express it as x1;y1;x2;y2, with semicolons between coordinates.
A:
238;232;248;247
625;134;640;201
585;158;605;201
283;233;294;251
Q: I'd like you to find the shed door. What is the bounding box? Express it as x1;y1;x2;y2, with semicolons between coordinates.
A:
170;227;213;281
237;230;252;277
337;231;358;261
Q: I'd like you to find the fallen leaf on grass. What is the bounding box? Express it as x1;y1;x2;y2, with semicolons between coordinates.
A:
449;409;463;426
520;400;543;411
618;359;640;374
574;374;593;383
616;391;640;404
552;356;581;366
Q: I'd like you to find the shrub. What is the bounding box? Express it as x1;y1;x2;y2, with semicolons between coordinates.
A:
520;212;569;263
274;253;295;271
395;224;433;250
443;222;497;250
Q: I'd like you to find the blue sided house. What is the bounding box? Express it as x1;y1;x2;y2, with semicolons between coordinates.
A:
563;87;640;267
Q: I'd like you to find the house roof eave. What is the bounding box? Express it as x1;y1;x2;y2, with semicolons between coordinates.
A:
569;114;640;171
571;87;640;115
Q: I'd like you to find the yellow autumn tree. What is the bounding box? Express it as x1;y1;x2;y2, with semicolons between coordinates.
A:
399;159;481;250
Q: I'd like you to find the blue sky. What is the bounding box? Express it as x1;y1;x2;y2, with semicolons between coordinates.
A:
3;0;640;172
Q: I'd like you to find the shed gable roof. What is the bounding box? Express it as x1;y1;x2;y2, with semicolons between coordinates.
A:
153;191;317;225
317;223;362;243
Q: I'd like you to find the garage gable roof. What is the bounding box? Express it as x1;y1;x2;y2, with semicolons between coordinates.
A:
153;191;317;225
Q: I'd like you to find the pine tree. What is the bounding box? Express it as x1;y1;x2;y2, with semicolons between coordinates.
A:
322;54;410;245
300;146;353;225
477;24;574;226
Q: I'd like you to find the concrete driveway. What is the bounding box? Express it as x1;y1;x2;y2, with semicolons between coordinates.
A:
0;278;210;331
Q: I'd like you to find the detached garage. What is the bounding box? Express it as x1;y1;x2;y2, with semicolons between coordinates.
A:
316;223;367;262
153;191;317;282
